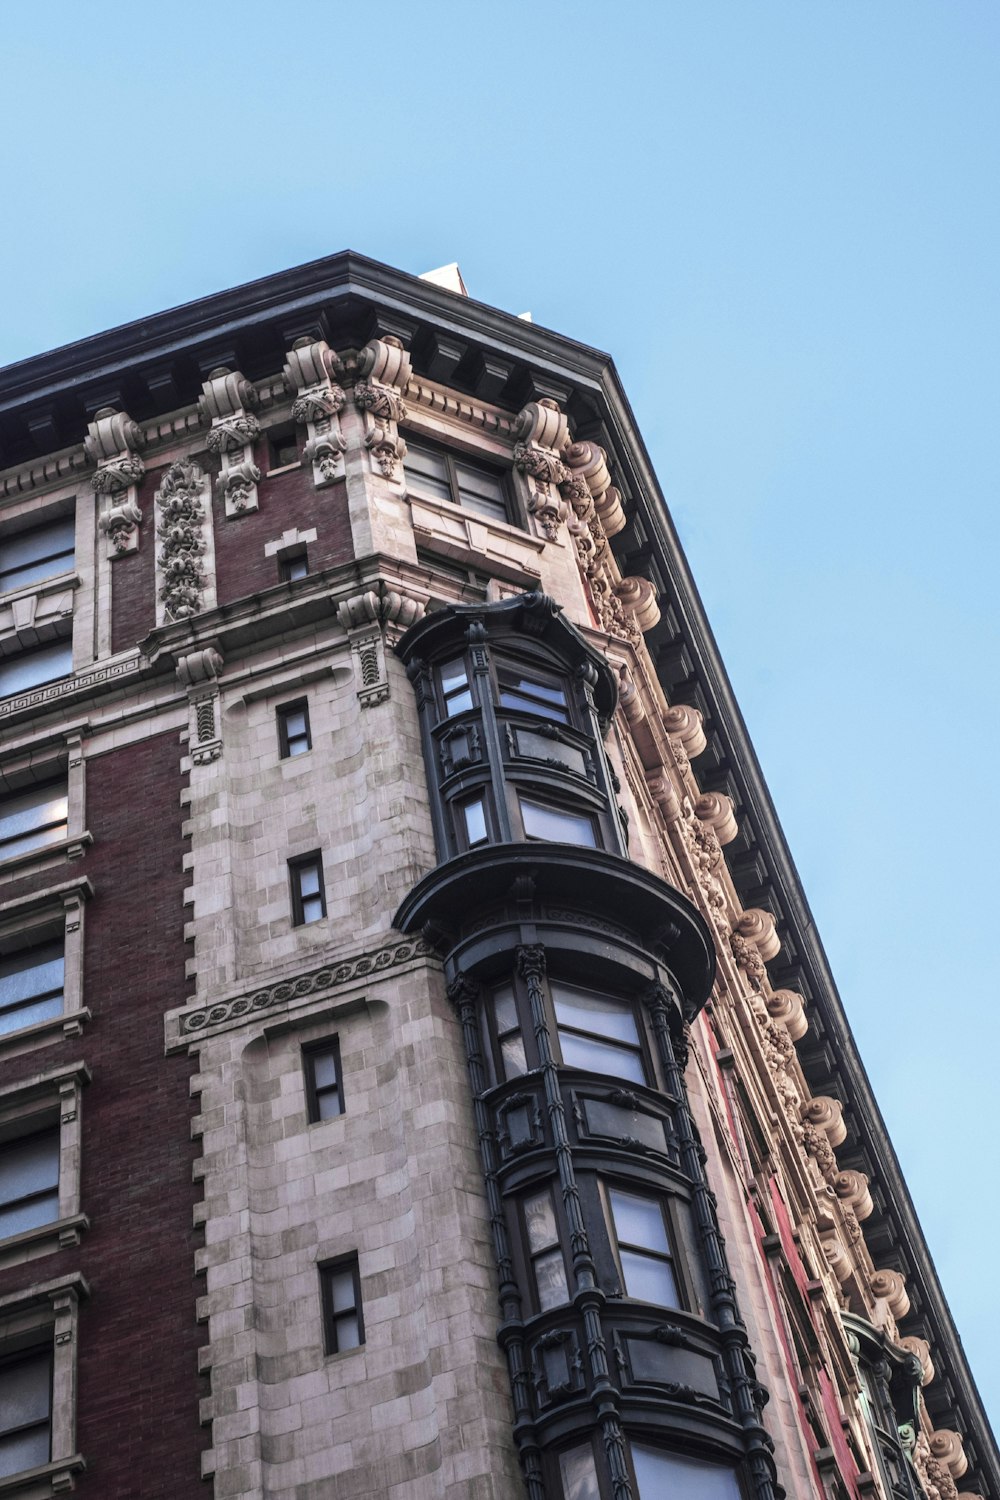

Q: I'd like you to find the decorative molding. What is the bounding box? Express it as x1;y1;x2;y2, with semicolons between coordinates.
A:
86;406;146;556
284;337;347;488
403;377;516;437
199;367;261;516
354;336;410;482
336;586;425;709
870;1267;910;1319
512;398;569;540
177;647;225;764
0;656;136;719
155;460;211;622
177;937;434;1036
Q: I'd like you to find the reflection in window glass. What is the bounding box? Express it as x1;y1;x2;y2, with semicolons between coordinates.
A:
0;782;69;862
559;1444;601;1500
609;1188;679;1308
520;798;596;847
0;515;75;594
551;983;646;1085
440;659;474;716
632;1445;742;1499
463;798;488;848
499;672;569;723
0;943;64;1037
493;986;527;1078
0;1347;51;1477
0;1126;60;1238
524;1189;569;1312
0;639;73;700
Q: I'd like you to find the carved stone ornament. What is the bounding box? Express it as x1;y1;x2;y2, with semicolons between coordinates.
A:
199;367;261;517
336;586;425;708
767;988;809;1041
663;703;707;757
833;1169;874;1222
900;1335;935;1386
694;791;739;845
354;336;410;484
86;406;146;555
155;460;210;622
284;337;348;489
735;908;781;962
800;1095;847;1146
870;1268;910;1319
914;1431;962;1500
513;398;570;540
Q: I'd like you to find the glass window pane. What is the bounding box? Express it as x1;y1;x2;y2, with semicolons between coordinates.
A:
558;1031;646;1084
0;994;63;1036
520;799;596;846
329;1270;355;1315
632;1446;741;1500
0;516;75;593
334;1311;361;1351
501;1035;528;1078
524;1192;558;1254
301;894;324;923
0;1190;60;1238
534;1248;569;1312
312;1052;338;1089
405;442;452;502
0;640;73;699
316;1087;343;1121
551;986;640;1047
0;1350;50;1432
463;799;488;846
0;946;64;1009
0;783;69;854
298;865;320;897
0;1426;50;1478
0;1130;60;1207
493;987;518;1035
619;1249;680;1307
559;1445;601;1500
610;1190;671;1254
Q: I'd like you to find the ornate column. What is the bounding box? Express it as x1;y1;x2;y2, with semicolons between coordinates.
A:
354;334;410;483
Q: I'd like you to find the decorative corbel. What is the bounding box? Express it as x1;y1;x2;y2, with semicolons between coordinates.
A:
156;460;212;624
283;337;347;488
734;908;781;962
354;335;410;482
694;791;739;845
562;438;626;536
512;398;570;541
767;989;809;1040
177;647;224;764
199;367;261;516
833;1169;874;1221
86;406;146;556
336;585;425;709
870;1268;910;1321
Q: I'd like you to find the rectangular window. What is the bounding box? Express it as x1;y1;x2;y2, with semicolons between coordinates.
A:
290;854;326;926
277;700;312;758
461;797;489;849
0;1124;60;1240
0;639;73;700
607;1188;679;1309
498;670;569;724
304;1040;344;1123
520;798;596;848
405;439;510;523
523;1188;569;1313
0;941;64;1038
439;658;473;717
0;515;75;595
320;1256;364;1354
0;781;69;863
492;985;527;1079
279;552;309;583
551;983;646;1085
269;431;299;470
0;1346;51;1478
558;1444;601;1500
631;1446;741;1499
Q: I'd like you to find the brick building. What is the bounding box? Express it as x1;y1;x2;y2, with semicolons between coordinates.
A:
0;253;994;1499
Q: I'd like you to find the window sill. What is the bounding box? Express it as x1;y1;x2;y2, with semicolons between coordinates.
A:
265;461;301;479
0;1010;91;1064
0;572;80;608
407;490;546;584
0;1215;90;1270
0;834;92;879
0;1454;85;1496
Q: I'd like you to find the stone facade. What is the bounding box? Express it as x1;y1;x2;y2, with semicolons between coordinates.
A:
0;253;994;1500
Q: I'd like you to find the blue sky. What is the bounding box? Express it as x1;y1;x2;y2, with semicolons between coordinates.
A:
3;0;998;1435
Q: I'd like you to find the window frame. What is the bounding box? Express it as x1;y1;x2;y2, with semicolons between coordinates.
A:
278;551;309;583
602;1181;683;1312
0;515;76;599
303;1038;345;1124
0;638;74;703
0;879;90;1061
519;1184;571;1316
496;661;572;725
267;427;300;474
289;852;327;927
319;1254;365;1357
277;699;312;759
0;1062;89;1266
0;778;70;867
518;793;599;849
404;435;515;525
550;980;651;1087
0;1272;86;1495
0;1123;60;1244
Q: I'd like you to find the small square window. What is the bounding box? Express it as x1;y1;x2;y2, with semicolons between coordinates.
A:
320;1256;364;1355
277;700;312;759
290;854;326;927
304;1039;344;1123
279;552;309;583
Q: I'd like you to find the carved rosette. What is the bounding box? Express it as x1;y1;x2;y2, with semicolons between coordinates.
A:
199;367;261;517
354;336;410;483
284;337;347;488
155;460;210;622
512;398;570;541
87;407;146;556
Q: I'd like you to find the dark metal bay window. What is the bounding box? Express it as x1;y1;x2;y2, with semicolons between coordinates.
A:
522;1188;569;1312
0;1124;60;1239
498;667;569;723
304;1039;344;1122
0;781;69;862
0;1347;51;1478
405;438;511;523
0;941;64;1037
551;982;647;1084
0;514;75;595
320;1257;364;1354
290;854;326;926
606;1186;680;1307
557;1441;741;1500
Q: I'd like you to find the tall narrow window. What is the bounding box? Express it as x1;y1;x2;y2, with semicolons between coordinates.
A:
0;640;73;699
0;1124;60;1239
0;515;75;595
290;854;326;926
558;1445;601;1500
439;659;473;717
320;1256;364;1354
0;1347;51;1478
520;797;597;848
277;700;312;758
0;941;64;1037
551;983;646;1085
492;985;526;1079
461;797;489;849
304;1039;344;1122
0;781;69;862
523;1188;569;1312
607;1188;679;1308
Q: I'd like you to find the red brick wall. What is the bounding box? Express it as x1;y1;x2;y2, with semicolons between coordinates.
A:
212;438;353;606
110;467;160;655
0;731;205;1494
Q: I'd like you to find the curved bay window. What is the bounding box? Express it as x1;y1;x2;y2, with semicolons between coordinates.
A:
396;596;778;1500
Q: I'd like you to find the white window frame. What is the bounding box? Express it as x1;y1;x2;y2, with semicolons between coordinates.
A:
0;878;92;1063
0;1062;90;1271
0;1271;87;1496
0;735;90;878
